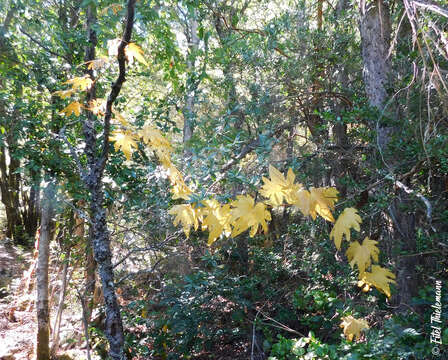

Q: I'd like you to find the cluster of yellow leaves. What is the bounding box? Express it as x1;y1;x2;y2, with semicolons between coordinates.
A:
55;41;147;119
330;207;396;299
259;165;339;222
169;165;340;246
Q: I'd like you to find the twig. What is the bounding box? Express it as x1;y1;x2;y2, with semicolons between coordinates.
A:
112;233;177;269
250;308;262;360
20;27;72;62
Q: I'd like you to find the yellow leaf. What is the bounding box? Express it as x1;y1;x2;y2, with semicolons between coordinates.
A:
346;237;379;274
141;308;147;318
53;89;75;99
309;187;339;222
259;165;302;206
110;130;138;160
139;124;172;154
201;199;232;245
60;101;83;117
340;316;369;341
170;181;193;200
358;265;396;298
86;56;109;70
292;189;311;216
168;204;199;238
87;98;106;116
100;3;123;15
63;76;93;91
230;195;271;237
125;42;148;66
112;108;129;126
166;166;192;200
330;207;362;249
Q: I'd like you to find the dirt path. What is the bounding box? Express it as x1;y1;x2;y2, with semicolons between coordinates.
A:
0;242;35;360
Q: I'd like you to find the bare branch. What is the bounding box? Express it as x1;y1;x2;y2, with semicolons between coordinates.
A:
412;0;448;18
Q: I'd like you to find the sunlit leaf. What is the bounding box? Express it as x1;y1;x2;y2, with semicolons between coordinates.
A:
86;56;109;70
125;42;148;66
358;265;396;298
259;165;302;206
330;207;362;249
112;108;129;126
201;199;232;245
340;316;369;341
230;195;271;237
166;166;192;200
309;187;338;222
139;124;172;153
53;89;75;99
110;130;138;160
168;204;199;238
292;189;311;216
87;98;106;116
63;76;93;91
60;101;83;117
346;237;379;274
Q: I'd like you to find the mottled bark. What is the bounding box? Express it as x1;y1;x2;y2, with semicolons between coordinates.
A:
36;183;55;360
359;0;391;111
80;1;136;358
51;250;69;355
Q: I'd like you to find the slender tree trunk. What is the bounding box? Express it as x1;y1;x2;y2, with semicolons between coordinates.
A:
51;250;69;355
80;1;136;358
36;182;55;360
182;11;199;157
332;0;350;197
359;0;418;309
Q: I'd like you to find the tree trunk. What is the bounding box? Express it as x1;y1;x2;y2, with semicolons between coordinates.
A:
359;0;391;111
51;250;69;355
182;11;199;157
358;0;418;309
80;1;136;358
36;182;55;360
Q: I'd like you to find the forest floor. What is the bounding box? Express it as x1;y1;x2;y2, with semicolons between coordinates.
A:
0;242;35;360
0;241;95;360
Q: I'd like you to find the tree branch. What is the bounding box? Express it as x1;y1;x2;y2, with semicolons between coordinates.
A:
98;0;136;172
412;0;448;18
19;27;72;62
